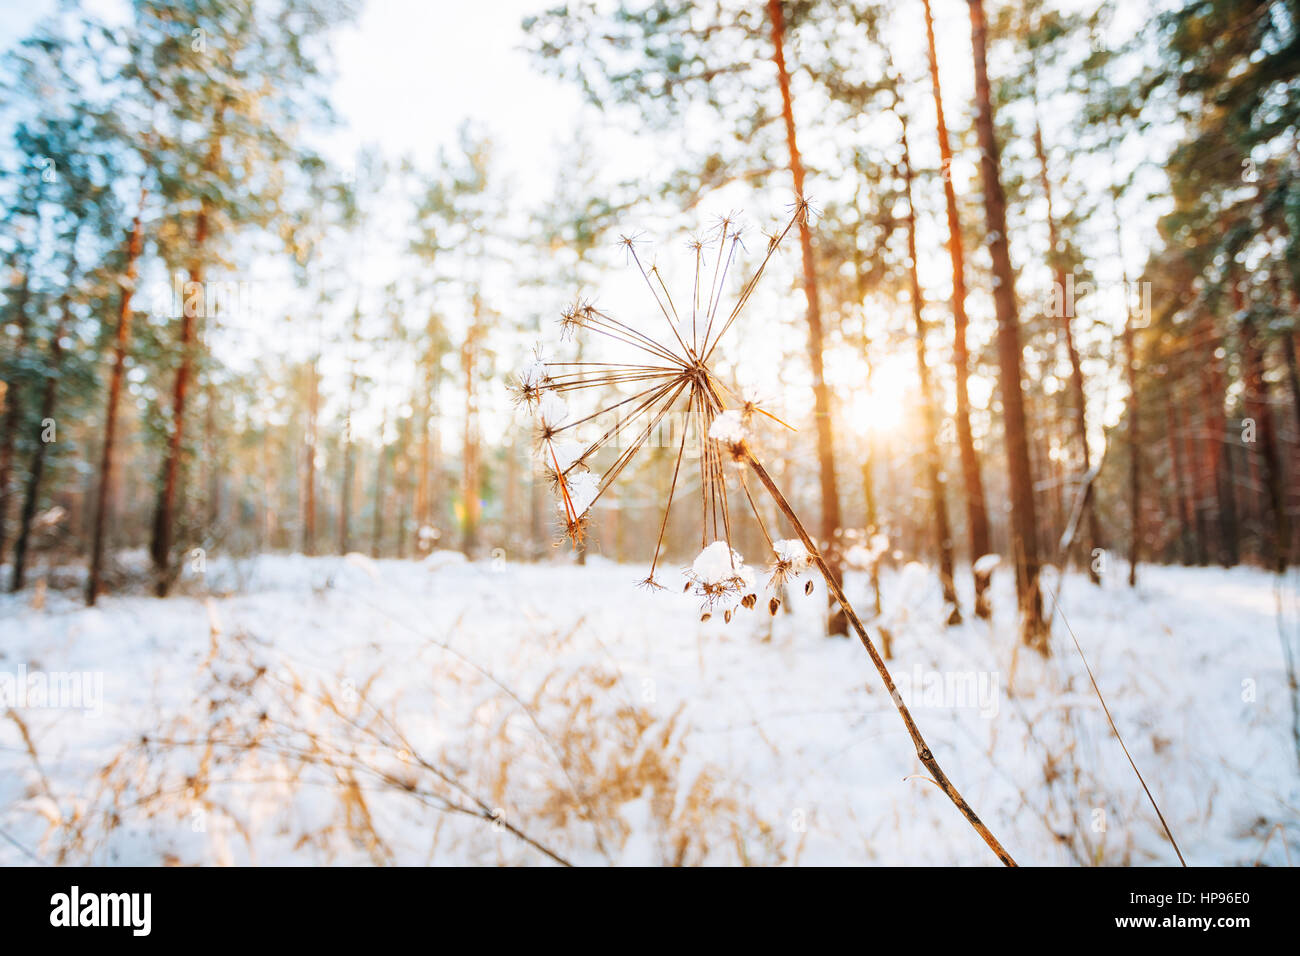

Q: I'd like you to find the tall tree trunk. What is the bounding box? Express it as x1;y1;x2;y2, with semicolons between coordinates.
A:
395;417;411;560
87;197;145;604
0;253;33;566
1179;379;1212;566
1201;316;1240;565
415;376;431;554
151;106;224;595
339;298;360;554
302;351;319;556
11;282;75;592
204;379;219;532
1285;319;1300;559
1287;317;1300;437
149;279;194;594
1124;286;1140;588
862;447;883;619
1108;199;1140;587
372;404;387;559
967;0;1049;651
1032;113;1101;583
899;110;961;625
461;317;481;557
850;187;885;621
1238;293;1289;571
1164;378;1197;566
261;422;273;551
922;0;992;617
430;394;443;549
1179;348;1213;565
1225;433;1247;560
767;0;845;635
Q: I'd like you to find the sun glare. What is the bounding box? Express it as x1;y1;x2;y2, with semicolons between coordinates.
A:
848;356;913;437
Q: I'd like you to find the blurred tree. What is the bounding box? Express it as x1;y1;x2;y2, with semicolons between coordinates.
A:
967;0;1050;651
0;162;41;571
278;157;352;557
129;0;355;594
921;0;993;615
409;126;500;558
5;21;125;591
87;192;146;604
1113;0;1299;573
814;5;962;626
994;0;1105;583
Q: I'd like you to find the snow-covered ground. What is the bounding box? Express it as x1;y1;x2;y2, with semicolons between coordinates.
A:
1;553;1296;866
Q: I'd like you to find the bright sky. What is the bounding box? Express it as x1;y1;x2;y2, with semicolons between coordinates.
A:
322;0;583;197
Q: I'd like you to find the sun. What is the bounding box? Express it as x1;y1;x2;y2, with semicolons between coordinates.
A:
847;353;913;437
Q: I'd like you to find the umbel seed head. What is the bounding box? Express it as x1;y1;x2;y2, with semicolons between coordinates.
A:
525;205;816;623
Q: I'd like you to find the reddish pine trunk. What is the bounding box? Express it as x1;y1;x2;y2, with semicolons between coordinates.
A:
373;402;387;558
87;197;146;605
1200;316;1240;565
900;112;961;625
1285;320;1300;545
1286;320;1300;442
967;0;1049;651
150;257;201;593
1176;354;1212;565
1238;295;1289;571
767;0;845;635
151;108;224;594
1164;381;1197;566
1124;289;1139;587
922;0;992;616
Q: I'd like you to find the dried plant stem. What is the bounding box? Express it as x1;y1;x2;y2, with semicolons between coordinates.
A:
741;443;1018;867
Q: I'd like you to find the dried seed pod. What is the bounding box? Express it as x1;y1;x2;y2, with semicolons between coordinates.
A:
769;597;780;616
684;581;692;593
724;609;732;623
741;593;757;609
804;579;814;596
701;612;711;622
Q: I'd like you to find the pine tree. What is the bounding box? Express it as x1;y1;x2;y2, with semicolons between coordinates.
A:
87;192;146;604
765;0;846;634
6;23;125;591
921;0;994;615
967;0;1050;650
129;0;354;593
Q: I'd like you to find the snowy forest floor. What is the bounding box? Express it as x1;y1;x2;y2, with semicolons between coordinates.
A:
1;552;1297;866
